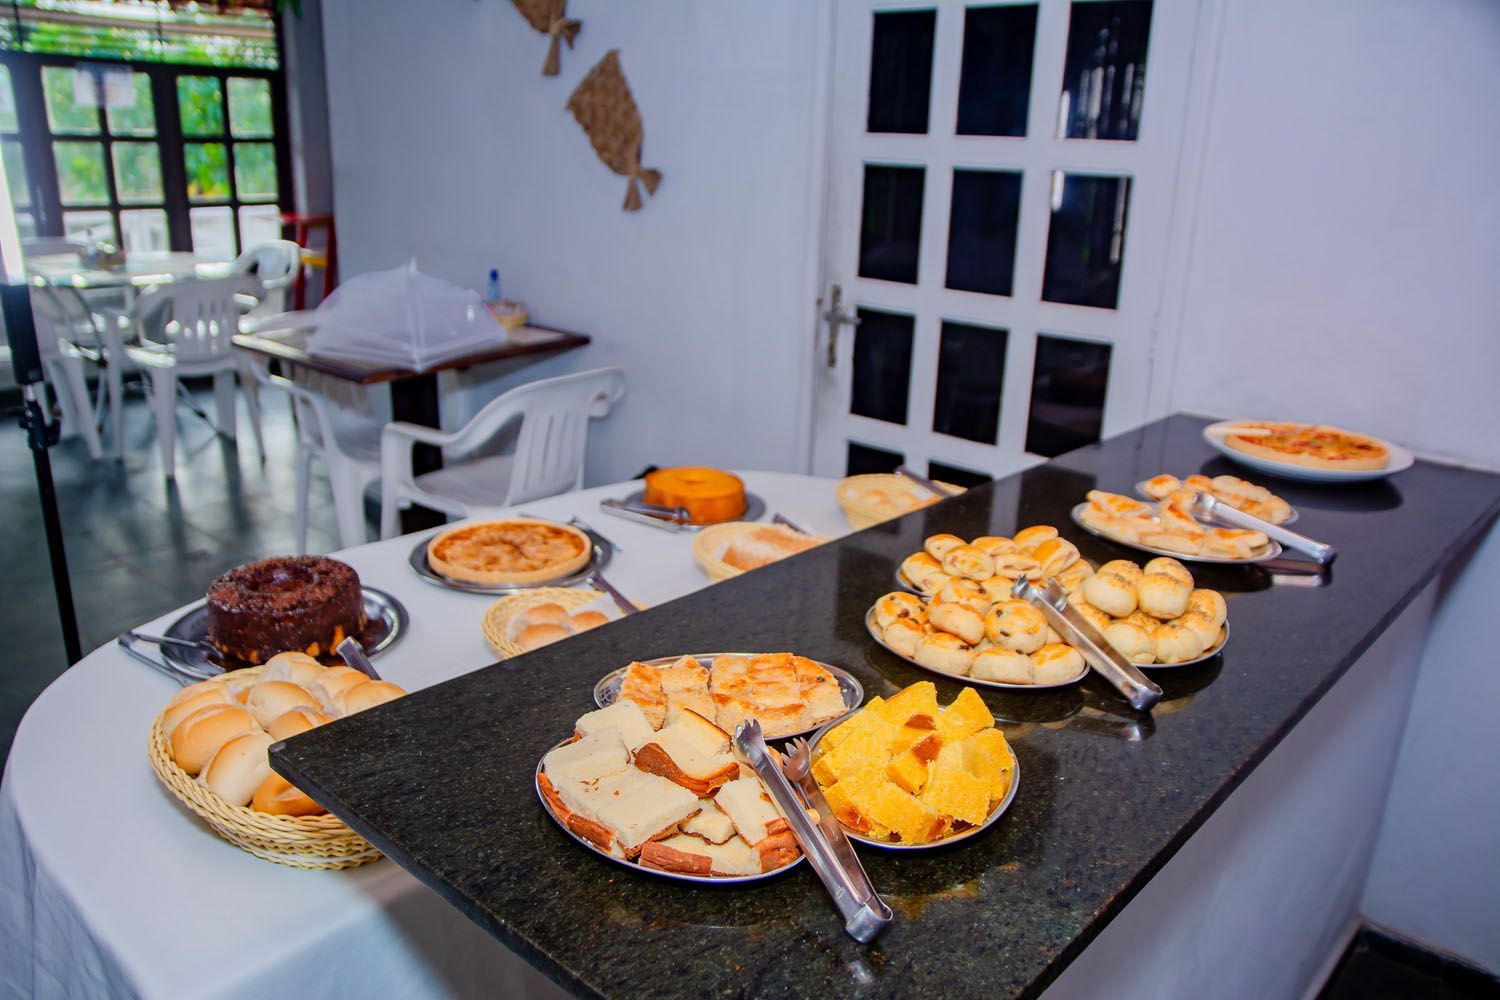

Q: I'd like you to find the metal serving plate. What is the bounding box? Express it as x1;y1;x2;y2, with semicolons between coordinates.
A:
863;607;1088;691
593;653;863;739
408;526;613;595
1202;420;1415;484
1133;480;1299;525
534;738;807;885
1069;502;1284;565
805;721;1020;851
617;490;767;531
162;586;408;673
894;567;929;595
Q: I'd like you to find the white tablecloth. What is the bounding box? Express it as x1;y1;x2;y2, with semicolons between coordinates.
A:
0;472;850;999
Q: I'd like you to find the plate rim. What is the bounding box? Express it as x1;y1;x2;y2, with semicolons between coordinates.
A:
408;529;613;595
1202;420;1415;482
863;606;1088;691
1132;478;1299;525
1069;502;1284;565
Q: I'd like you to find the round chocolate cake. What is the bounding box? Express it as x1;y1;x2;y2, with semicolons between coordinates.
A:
206;556;365;665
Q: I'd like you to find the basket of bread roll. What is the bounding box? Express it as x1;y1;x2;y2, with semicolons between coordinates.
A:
147;652;407;868
1067;556;1229;666
836;474;963;530
482;587;619;657
692;522;829;582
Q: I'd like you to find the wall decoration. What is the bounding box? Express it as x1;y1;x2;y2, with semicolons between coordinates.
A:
566;50;661;211
510;0;582;77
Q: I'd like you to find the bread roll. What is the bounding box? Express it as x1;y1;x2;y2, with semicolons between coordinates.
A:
935;578;990;614
1185;589;1228;630
1031;537;1080;578
900;552;945;591
261;651;324;689
971;536;1017;558
1151;620;1206;664
1098;559;1143;585
1142;557;1193;588
1083;571;1138;618
523;602;571;628
170;704;258;776
1071;601;1114;634
1031;644;1086;684
971;648;1033;684
1138;573;1191;620
874;591;926;630
992;553;1041;579
311;666;367;712
928;601;985;646
978;574;1017;603
1175;610;1221;650
161;684;235;737
1123;609;1160;631
518;623;570;652
923;533;966;561
570;611;609;632
1013;525;1058;552
251;773;325;817
984;600;1047;654
1103;622;1155;664
266;706;331;740
1055;560;1094;595
245;680;319;728
913;632;974;677
338;680;406;716
942;544;995;582
200;730;274;807
883;618;925;657
1045;626;1064;645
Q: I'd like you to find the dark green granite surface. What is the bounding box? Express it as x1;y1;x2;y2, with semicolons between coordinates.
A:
271;416;1500;998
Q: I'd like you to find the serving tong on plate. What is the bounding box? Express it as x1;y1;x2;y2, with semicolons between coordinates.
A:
1012;576;1164;712
895;465;958;498
587;571;639;615
734;720;893;943
598;497;692;532
116;630;221;686
1189;490;1336;565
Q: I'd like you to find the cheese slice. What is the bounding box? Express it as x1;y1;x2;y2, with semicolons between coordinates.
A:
681;798;736;844
577;767;700;854
713;775;785;846
542;729;629;817
574;700;656;752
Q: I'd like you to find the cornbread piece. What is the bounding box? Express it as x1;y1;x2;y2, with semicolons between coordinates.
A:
713;775;787;846
574;700;656;752
820;763;887;837
937;687;995;742
920;764;990;827
872;681;939;730
206;556;365;664
963;728;1017;801
869;783;947;845
812;728;886;788
682;798;737;844
885;744;933;795
617;661;668;727
578;768;701;857
633;709;740;796
888;714;940;755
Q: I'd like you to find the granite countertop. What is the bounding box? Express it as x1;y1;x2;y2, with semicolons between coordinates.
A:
272;415;1500;998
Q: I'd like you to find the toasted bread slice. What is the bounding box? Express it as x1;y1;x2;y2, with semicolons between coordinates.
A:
574;700;656;752
633;709;740;796
711;692;759;737
752;828;800;873
665;688;717;724
794;656;848;731
748;652;797;689
659;655;710;694
537;772;625;856
618;661;668;728
639;834;714;876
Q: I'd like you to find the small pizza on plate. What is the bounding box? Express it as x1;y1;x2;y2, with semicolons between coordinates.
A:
427;519;592;585
1221;422;1390;472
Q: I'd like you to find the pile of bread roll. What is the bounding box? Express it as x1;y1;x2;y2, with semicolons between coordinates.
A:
899;525;1092;599
1078;489;1268;559
514;602;610;653
160;651;406;815
1070;557;1228;665
873;590;1086;684
1141;473;1293;525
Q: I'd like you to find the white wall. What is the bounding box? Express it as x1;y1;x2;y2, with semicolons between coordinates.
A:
319;0;824;485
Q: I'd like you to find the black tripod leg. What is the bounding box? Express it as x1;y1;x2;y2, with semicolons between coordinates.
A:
22;387;82;664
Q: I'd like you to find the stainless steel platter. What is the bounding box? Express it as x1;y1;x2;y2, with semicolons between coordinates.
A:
617;490;767;531
1133;480;1299;525
804;720;1021;851
1069;502;1284;565
408;526;613;595
863;606;1088;691
162;586;408;673
593;652;863;739
533;738;807;885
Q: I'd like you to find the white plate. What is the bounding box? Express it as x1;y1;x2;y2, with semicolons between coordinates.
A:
1133;479;1299;525
1202;420;1415;483
1069;502;1284;565
864;607;1088;690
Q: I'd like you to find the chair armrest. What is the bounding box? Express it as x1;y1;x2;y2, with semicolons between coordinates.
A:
381;420;461;449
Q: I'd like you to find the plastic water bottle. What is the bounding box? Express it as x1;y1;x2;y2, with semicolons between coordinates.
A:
486;268;501;303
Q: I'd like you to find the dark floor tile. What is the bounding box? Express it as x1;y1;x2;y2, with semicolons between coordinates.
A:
1321;927;1500;1000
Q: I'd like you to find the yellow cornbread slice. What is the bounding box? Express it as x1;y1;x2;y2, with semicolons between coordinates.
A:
872;681;939;729
813;728;886;786
937;687;994;742
884;733;942;794
867;782;946;844
822;763;889;838
921;763;991;827
887;713;941;754
962;728;1016;801
820;699;897;754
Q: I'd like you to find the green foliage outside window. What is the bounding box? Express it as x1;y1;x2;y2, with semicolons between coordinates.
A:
178;76;224;137
228;78;272;138
106;74;156;136
53;140;107;205
184;142;228;202
42;67;99;134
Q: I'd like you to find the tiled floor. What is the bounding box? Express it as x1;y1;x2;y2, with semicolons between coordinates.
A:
0;380;346;765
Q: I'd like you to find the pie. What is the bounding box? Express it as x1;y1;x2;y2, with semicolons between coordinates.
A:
426;519;592;584
1221;422;1390;471
615;653;849;738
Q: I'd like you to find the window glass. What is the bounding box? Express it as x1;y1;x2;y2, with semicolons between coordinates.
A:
53;141;108;205
866;10;936;134
106;73;156;136
43;67;100;134
178;76;224;136
113;142;163;204
184;142;230;201
233;142;277;200
227;77;272;137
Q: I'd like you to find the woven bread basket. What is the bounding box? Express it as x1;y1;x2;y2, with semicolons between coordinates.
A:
148;666;380;870
692;522;831;583
836;474;964;530
482;587;604;658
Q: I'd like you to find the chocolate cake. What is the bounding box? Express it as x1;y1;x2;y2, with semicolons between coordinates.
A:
206;556;365;665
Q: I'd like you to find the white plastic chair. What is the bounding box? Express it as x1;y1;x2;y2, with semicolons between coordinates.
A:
232;240;300;325
245;356;383;552
379;367;627;538
124;275;267;478
30;284;133;459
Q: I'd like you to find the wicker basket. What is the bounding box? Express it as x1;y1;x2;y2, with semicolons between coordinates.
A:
692;522;831;583
836;474;964;530
481;587;605;658
147;667;381;870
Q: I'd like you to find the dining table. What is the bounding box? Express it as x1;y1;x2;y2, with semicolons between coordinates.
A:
25;250;232;291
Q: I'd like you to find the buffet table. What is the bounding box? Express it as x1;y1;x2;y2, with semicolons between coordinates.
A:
0;472;850;999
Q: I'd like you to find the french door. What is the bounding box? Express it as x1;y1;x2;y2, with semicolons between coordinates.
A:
810;0;1199;487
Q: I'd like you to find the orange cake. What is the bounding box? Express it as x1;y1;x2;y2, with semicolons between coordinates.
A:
643;467;746;524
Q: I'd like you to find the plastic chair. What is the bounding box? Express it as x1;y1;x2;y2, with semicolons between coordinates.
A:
232;240;300;324
124;275;267;478
244;356;383;552
379;367;627;538
29;285;134;459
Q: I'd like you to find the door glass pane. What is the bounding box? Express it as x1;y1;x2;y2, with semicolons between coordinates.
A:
0;66;18;132
1026;334;1112;457
112;142;163;204
227;77;273;137
847;441;903;476
933;320;1007;444
928;460;991;489
43;67;100;134
184;142;230;201
233;142;277;200
858;164;925;285
3;141;30;208
946;169;1021;297
1041;172;1131;309
53;141;108;205
120;208;169;253
178;76;225;136
106;73;157;136
62;210;116;244
238;204;282;248
1058;0;1154;141
866;9;936;135
850;307;914;425
15;212;36;240
190;205;235;258
956;4;1038;137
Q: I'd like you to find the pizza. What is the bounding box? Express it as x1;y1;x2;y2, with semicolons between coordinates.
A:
1221;422;1390;471
427;519;592;584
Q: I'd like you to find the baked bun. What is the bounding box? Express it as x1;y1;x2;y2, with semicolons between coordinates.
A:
992;552;1041;579
245;680;319;728
874;591;927;630
1123;609;1160;631
170;704;258;776
923;534;966;561
251;773;325;817
1013;525;1058;551
1151;621;1206;664
161;684;235;737
942;544;995;582
935;578;990;613
522;602;570;628
1067;598;1114;634
200;730;274;807
338;679;406;716
1138;573;1191;620
1031;537;1080;578
1175;610;1221;650
570;611;609;632
1098;559;1143;585
1055;560;1094;595
978;574;1018;603
913;632;974;677
900;552;945;591
971;648;1034;684
1083;571;1138;618
972;536;1018;558
266;706;331;740
261;651;324;689
984;600;1047;654
518;623;570;652
1032;644;1086;684
928;601;985;646
1185;589;1228;630
883;618;925;657
1103;622;1155;664
311;666;367;712
1143;557;1193;588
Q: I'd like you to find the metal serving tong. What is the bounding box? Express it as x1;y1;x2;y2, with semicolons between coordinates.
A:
1012;576;1163;712
588;571;639;615
598;497;692;532
1189;490;1337;565
772;513;810;535
336;636;382;681
895;465;958;498
116;630;221;686
734;721;893;943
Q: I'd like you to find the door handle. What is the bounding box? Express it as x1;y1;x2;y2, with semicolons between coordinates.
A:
821;284;860;368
